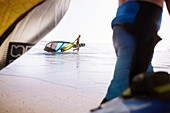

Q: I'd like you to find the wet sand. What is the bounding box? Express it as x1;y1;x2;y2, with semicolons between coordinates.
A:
1;41;170;113
0;74;102;113
0;43;115;113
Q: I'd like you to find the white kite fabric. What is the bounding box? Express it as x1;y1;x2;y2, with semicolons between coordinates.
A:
0;0;71;69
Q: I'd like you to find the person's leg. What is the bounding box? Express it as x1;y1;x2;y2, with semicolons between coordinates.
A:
104;26;136;101
102;26;153;103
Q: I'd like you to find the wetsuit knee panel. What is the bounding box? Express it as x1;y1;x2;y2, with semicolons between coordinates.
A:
113;26;136;50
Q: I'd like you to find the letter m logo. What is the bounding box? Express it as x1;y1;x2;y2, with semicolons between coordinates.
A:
6;42;35;66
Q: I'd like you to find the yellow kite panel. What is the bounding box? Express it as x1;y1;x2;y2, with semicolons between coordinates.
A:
0;0;43;37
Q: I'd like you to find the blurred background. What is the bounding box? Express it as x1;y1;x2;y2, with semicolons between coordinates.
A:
42;0;170;50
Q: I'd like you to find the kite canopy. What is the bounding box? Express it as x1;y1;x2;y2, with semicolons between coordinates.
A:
44;35;85;53
0;0;71;70
44;41;74;52
44;41;85;52
0;0;44;45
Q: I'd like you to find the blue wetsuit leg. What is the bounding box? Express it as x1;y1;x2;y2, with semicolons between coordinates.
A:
105;26;153;100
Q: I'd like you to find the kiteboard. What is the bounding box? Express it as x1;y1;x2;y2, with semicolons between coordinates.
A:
89;98;170;113
90;72;170;113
